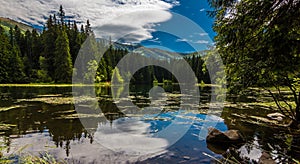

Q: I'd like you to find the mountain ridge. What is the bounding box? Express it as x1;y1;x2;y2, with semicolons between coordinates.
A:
0;17;34;33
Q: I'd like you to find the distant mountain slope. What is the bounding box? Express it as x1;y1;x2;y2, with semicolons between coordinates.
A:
96;38;204;59
0;17;34;33
133;47;183;59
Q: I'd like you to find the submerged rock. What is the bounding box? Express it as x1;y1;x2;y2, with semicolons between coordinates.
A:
206;128;244;144
267;112;285;121
259;152;276;164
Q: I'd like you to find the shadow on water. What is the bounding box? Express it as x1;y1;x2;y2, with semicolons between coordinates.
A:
0;85;299;163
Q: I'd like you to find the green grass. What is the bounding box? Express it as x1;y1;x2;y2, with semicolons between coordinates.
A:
20;153;66;164
0;82;218;87
0;82;111;87
1;142;66;164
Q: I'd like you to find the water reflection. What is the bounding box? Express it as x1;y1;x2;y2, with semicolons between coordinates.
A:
94;117;169;156
0;85;218;162
0;85;299;163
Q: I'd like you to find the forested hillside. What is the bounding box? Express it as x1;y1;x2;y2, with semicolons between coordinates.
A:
0;6;211;84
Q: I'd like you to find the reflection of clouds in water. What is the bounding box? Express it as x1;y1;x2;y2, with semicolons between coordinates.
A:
94;117;169;155
4;131;53;155
4;129;166;163
2;113;229;163
238;136;262;162
197;114;226;140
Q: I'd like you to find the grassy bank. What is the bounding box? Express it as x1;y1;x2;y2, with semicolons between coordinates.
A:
0;83;111;87
0;83;219;87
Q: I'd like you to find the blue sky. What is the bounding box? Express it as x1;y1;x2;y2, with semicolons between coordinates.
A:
142;0;216;52
0;0;215;53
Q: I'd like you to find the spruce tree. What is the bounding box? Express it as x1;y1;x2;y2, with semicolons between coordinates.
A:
42;15;58;81
54;28;73;83
0;26;10;83
58;5;65;25
8;46;25;83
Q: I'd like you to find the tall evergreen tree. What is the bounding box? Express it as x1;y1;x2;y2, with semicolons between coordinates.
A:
42;15;58;81
0;26;10;83
54;28;73;83
8;45;25;83
85;20;92;36
58;5;65;25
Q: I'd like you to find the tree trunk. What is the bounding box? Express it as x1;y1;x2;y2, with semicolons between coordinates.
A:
289;92;300;128
296;92;300;123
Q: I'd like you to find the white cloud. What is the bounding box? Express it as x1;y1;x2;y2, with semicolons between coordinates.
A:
197;32;209;36
175;38;188;42
176;38;209;44
0;0;178;42
186;32;209;39
193;40;209;44
94;9;172;42
148;37;161;43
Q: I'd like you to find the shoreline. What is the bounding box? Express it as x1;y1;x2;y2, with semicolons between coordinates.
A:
0;83;219;87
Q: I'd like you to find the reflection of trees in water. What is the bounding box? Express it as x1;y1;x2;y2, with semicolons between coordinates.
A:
0;102;90;156
220;107;300;162
98;98;125;125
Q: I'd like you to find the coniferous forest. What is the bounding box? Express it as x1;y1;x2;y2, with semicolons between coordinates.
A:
1;1;300;163
0;6;210;84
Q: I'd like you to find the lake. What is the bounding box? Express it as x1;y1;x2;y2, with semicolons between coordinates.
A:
0;85;299;163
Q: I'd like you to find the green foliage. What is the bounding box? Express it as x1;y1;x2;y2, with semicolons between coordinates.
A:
209;0;300;90
37;56;51;82
0;6;92;84
20;153;65;164
84;60;105;83
208;0;300;122
112;67;124;84
0;25;25;83
54;28;73;83
0;26;11;83
153;76;158;85
0;5;211;86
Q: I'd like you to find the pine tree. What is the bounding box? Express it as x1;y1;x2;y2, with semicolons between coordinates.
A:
68;21;81;65
0;25;10;83
85;20;92;35
31;29;42;70
1;26;25;83
58;5;65;25
42;15;58;81
54;28;73;83
8;46;25;83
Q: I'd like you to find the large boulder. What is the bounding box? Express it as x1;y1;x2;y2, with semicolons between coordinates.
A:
206;128;244;144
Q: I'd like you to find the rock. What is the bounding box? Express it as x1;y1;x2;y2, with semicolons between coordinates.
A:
259;152;276;164
182;156;190;160
224;130;242;141
267;112;285;121
206;142;228;154
206;128;244;144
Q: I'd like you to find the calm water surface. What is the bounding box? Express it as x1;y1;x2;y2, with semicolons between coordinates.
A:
0;85;298;163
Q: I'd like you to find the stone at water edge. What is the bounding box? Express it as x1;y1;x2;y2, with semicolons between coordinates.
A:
267;112;285;121
206;128;244;144
259;152;276;164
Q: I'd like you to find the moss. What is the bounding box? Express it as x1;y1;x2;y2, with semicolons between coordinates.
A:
0;123;16;131
0;105;23;112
